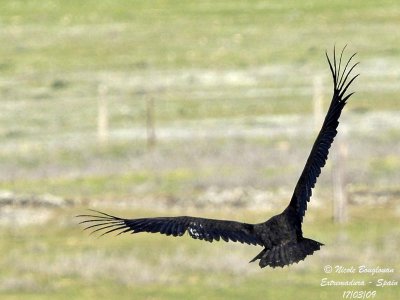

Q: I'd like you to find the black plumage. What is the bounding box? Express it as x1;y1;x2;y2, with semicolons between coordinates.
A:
78;47;358;268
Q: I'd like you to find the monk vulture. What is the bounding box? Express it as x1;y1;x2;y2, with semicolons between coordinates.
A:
78;47;358;268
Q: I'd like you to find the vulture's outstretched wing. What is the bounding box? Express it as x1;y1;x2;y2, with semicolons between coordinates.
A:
78;210;262;246
288;46;358;222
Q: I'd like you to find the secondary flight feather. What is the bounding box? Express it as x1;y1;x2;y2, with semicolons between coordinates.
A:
78;47;358;268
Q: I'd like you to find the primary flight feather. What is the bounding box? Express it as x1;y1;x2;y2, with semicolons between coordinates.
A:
78;47;358;268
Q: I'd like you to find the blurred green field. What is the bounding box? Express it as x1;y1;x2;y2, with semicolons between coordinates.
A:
1;205;399;300
1;0;399;299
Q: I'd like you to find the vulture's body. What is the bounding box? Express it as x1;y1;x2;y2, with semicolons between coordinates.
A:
78;47;358;268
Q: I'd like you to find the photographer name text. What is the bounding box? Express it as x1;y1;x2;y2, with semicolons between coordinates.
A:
321;265;397;289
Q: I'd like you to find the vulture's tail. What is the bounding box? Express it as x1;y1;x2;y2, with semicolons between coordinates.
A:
249;238;323;268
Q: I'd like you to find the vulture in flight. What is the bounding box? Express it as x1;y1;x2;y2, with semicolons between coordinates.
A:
78;47;358;268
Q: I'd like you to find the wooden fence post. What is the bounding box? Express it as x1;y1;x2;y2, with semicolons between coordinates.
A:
97;84;109;145
313;75;323;131
146;95;156;149
332;129;348;223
